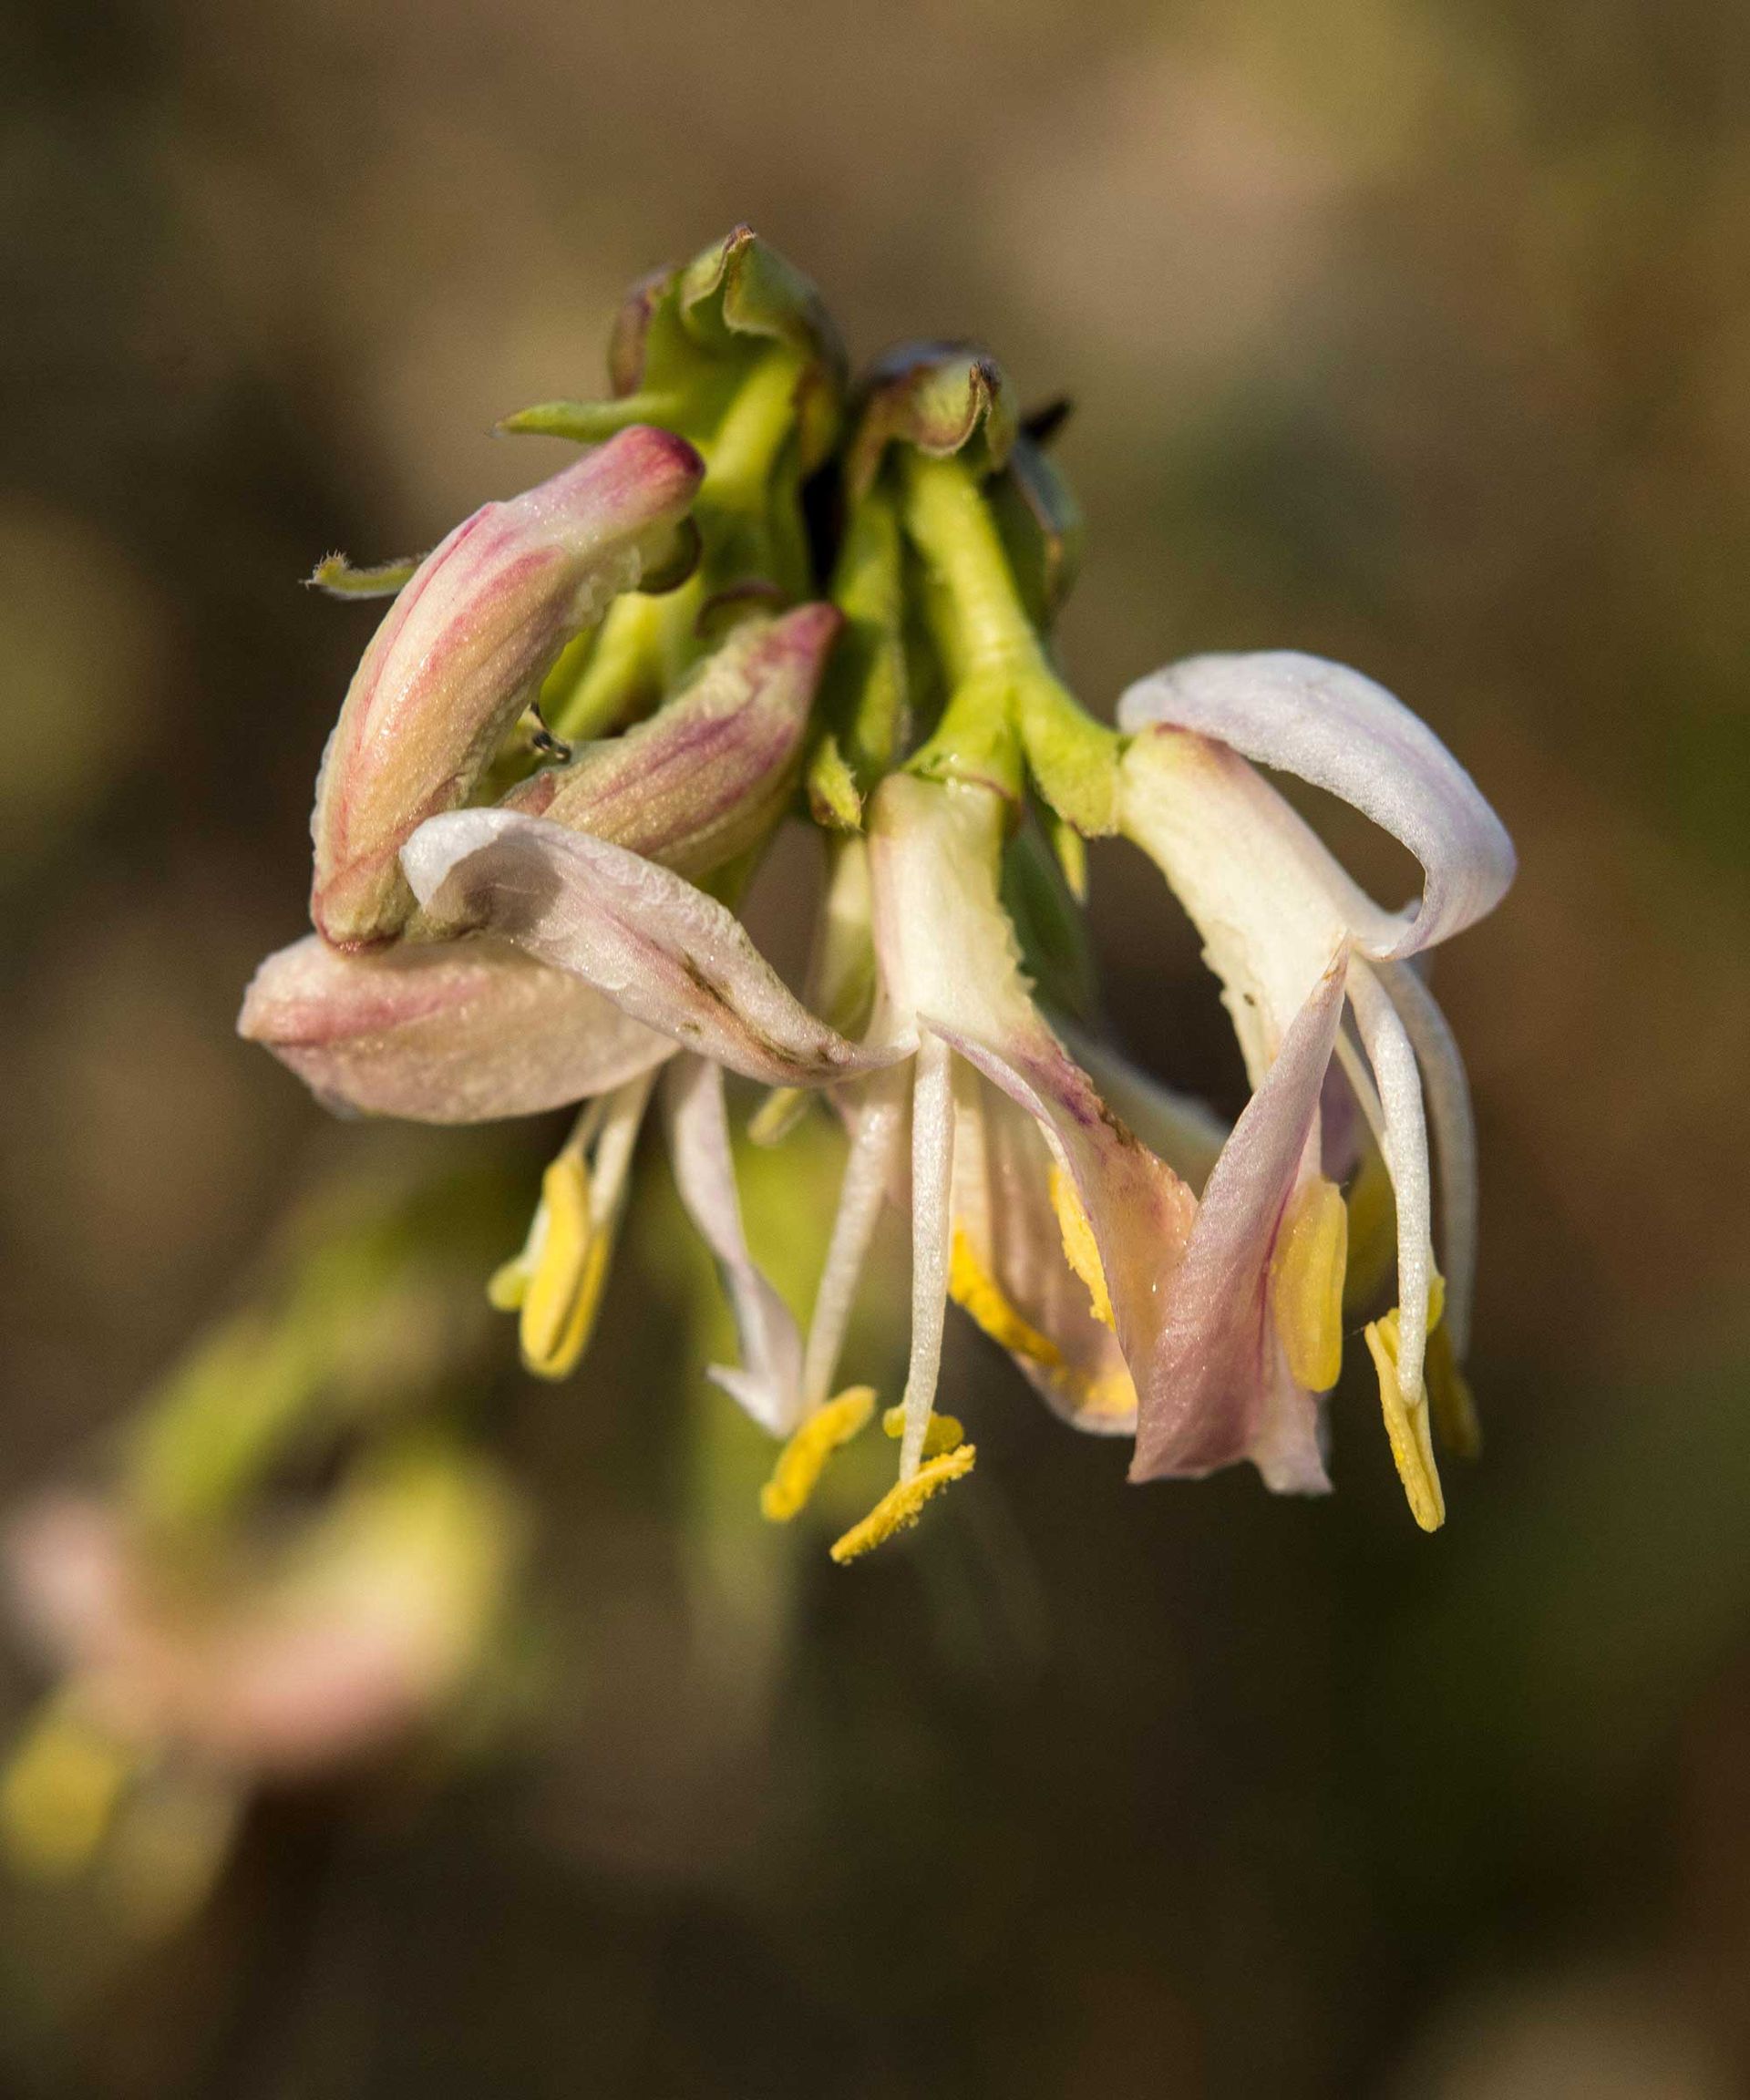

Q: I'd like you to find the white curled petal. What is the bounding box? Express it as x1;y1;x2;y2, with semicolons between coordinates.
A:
1118;728;1375;1073
402;808;911;1087
1117;651;1516;957
1374;959;1477;1358
1346;958;1434;1400
663;1056;804;1436
1129;959;1347;1489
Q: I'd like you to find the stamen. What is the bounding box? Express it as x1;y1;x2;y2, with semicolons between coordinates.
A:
949;1230;1064;1368
1342;1143;1397;1317
1048;1165;1114;1331
1426;1322;1482;1459
1270;1176;1348;1391
488;1080;650;1382
519;1152;610;1378
950;1228;1136;1425
758;1386;877;1522
1348;960;1434;1407
800;1070;906;1410
881;1402;964;1458
897;1040;956;1479
829;1444;977;1564
1364;1309;1446;1532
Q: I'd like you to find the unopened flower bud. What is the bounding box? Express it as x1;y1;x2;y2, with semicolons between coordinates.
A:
310;425;705;949
501;601;842;880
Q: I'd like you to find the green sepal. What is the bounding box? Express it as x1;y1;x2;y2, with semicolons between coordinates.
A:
846;342;1019;499
806;731;862;830
1014;666;1121;836
677;225;845;436
818;486;909;793
907;672;1025;803
307;551;424;599
494;392;687;443
1047;808;1088;901
609;226;846;471
1002;818;1100;1026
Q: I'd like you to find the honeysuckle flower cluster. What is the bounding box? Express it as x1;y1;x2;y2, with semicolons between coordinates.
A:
232;225;1514;1565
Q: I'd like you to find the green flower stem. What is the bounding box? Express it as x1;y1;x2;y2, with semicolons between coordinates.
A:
706;350;805;507
901;452;1038;682
901;454;1119;831
542;592;681;742
823;488;908;787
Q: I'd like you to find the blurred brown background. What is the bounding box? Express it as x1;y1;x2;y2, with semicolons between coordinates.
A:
5;0;1750;2093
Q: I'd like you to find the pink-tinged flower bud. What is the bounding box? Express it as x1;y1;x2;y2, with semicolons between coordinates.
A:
501;601;842;880
310;426;705;950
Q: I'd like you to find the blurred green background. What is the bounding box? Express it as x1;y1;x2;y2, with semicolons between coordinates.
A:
4;0;1749;2093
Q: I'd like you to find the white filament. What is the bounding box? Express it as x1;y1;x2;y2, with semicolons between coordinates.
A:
1346;959;1433;1403
899;1036;956;1480
800;1068;907;1411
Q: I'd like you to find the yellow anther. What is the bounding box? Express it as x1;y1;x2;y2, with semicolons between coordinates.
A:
880;1404;964;1459
829;1444;978;1564
1426;1320;1481;1460
1364;1309;1446;1533
1270;1176;1348;1391
0;1702;135;1881
518;1153;612;1380
485;1256;528;1312
949;1230;1063;1367
1342;1147;1397;1317
1048;1166;1114;1331
758;1387;877;1523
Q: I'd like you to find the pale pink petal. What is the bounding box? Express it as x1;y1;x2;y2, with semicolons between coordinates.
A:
1129;959;1348;1488
402;808;911;1087
662;1056;804;1436
1063;1027;1227;1195
1117;651;1516;957
238;932;673;1123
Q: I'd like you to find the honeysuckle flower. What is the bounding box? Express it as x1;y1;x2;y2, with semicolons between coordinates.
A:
1117;651;1516;1526
310;423;705;948
752;768;1202;1560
